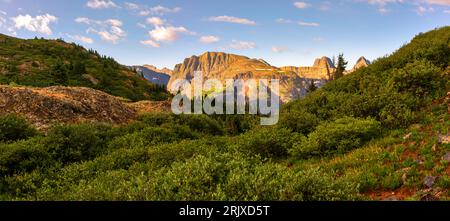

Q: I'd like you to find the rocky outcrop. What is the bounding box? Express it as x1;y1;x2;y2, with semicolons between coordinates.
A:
352;56;371;71
280;56;336;80
0;85;137;129
313;56;336;69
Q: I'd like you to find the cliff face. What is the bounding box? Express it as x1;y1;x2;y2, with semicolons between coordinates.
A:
313;56;336;69
168;52;310;102
280;56;336;80
170;52;275;82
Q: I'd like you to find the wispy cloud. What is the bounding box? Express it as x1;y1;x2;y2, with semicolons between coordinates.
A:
209;16;257;25
124;2;139;10
298;21;320;27
86;0;119;9
11;14;57;35
146;17;165;26
141;6;181;16
230;40;256;50
200;35;220;44
140;39;160;48
68;34;94;44
277;18;320;27
76;17;125;43
416;5;434;15
275;18;294;24
294;2;311;9
423;0;450;6
125;3;181;16
272;46;288;53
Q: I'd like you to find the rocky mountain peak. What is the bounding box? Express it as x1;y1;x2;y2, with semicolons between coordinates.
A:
353;56;371;71
143;64;173;76
313;56;335;69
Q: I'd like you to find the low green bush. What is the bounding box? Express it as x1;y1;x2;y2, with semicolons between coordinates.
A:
290;117;381;159
238;127;302;159
0;115;36;142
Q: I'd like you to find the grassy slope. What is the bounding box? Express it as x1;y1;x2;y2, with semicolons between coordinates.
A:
0;34;168;101
294;96;449;200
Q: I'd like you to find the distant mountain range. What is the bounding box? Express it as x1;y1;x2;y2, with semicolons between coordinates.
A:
163;52;369;102
0;33;370;104
129;65;172;86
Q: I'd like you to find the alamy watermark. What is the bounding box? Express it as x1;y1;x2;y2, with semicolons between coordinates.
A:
170;71;280;125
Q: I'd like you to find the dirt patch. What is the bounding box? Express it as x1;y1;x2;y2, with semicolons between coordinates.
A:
367;187;416;200
126;100;172;114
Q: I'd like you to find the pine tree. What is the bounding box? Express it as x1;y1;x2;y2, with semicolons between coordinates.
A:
334;53;348;80
51;59;68;85
307;79;318;93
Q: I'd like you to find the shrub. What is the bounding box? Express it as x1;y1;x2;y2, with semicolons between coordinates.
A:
44;124;110;163
0;138;53;176
0;115;36;142
138;113;224;136
238;127;302;159
223;165;361;201
278;109;320;135
290;117;381;159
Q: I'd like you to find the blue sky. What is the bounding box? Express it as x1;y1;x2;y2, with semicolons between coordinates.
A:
0;0;449;69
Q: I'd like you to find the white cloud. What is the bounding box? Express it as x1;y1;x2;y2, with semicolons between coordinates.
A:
445;9;450;13
140;25;191;48
200;35;220;44
277;18;320;27
75;17;90;24
138;5;181;16
11;14;57;35
276;18;294;24
423;0;450;6
230;40;256;50
137;23;146;28
209;16;256;25
272;46;288;53
86;0;118;9
140;39;160;48
149;26;189;42
360;0;404;13
0;11;6;28
416;5;434;15
75;17;122;26
146;17;165;26
298;21;320;27
76;17;125;44
124;2;140;10
313;37;325;42
294;2;311;9
68;34;94;44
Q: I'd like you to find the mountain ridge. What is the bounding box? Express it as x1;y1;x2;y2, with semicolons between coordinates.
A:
0;34;168;101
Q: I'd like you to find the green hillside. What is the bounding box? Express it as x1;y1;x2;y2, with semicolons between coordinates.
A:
0;34;168;101
0;27;449;201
